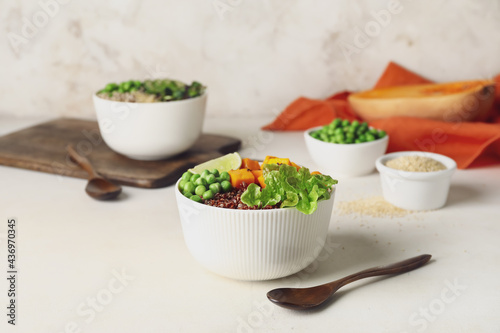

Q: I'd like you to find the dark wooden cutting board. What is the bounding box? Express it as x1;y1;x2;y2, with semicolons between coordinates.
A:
0;118;241;188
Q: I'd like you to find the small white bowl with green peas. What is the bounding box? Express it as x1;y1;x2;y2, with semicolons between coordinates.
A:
304;119;389;177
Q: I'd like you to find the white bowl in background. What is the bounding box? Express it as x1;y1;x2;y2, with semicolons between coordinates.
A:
304;126;389;177
175;179;336;281
375;151;457;210
93;93;207;160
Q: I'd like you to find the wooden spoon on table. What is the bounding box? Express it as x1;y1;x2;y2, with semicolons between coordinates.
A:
66;144;122;200
267;254;432;310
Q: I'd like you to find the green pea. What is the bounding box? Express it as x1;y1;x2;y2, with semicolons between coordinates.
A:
190;195;202;203
191;174;201;181
179;179;187;190
206;174;216;184
194;177;207;187
123;81;132;91
195;185;206;196
209;183;222;194
315;118;385;145
104;83;118;92
221;180;232;192
182;171;193;182
184;182;195;194
366;133;375;141
356;127;366;136
220;172;230;182
202;190;214;200
210;169;220;177
201;170;211;179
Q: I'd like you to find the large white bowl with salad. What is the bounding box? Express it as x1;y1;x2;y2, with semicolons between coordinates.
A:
175;153;337;281
93;78;206;160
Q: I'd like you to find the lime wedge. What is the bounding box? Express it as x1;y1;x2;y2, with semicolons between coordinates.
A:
188;152;242;174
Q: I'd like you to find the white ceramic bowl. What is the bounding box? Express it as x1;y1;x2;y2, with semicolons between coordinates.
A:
93;93;207;160
175;179;336;281
375;151;457;210
304;126;389;177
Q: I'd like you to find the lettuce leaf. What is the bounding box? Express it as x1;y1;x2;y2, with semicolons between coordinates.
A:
240;164;338;214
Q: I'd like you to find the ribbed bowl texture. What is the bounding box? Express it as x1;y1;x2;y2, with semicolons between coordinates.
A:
175;179;335;281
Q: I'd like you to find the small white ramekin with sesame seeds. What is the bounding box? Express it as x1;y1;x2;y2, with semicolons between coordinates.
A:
376;151;457;210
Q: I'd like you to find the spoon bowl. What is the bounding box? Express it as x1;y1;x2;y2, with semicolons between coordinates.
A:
85;178;122;200
267;254;431;310
67;145;122;200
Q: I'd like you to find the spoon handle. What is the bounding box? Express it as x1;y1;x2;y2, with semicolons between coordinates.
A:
66;144;98;178
331;254;432;289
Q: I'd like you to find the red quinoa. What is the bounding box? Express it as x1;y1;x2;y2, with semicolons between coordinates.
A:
203;183;281;210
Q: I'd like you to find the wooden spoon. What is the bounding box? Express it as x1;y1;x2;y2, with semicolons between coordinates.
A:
66;145;122;200
267;254;431;310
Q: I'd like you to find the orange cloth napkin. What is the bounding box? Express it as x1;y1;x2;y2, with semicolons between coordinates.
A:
262;62;500;169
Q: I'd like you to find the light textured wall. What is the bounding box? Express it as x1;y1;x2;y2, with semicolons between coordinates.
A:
2;0;500;117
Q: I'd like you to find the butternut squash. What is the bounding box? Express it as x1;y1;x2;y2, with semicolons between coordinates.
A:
348;80;496;122
228;169;255;188
241;158;261;170
250;170;266;188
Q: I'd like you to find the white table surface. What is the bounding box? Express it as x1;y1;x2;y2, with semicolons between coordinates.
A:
1;115;500;333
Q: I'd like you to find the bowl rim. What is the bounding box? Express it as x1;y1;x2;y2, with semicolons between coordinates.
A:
175;178;336;215
304;125;389;147
93;89;207;105
375;151;457;180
